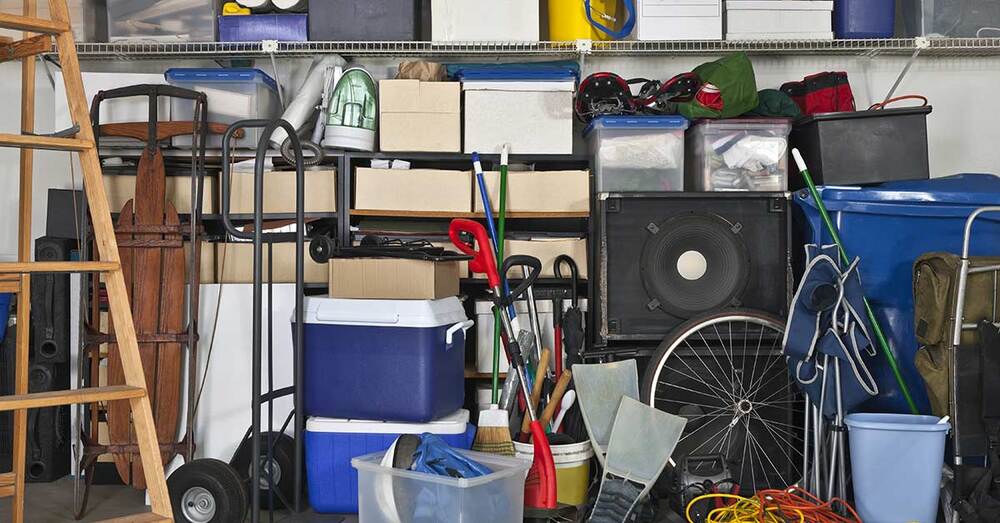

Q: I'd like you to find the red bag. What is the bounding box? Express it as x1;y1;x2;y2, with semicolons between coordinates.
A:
780;72;855;116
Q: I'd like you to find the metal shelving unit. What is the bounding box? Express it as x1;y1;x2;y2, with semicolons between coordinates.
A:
59;38;1000;60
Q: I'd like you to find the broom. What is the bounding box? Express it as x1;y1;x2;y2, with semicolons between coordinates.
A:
470;148;515;456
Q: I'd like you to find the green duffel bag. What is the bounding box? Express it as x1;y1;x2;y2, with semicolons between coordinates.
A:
913;252;1000;417
676;52;759;120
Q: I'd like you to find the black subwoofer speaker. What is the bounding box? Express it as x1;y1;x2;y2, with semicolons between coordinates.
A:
25;361;71;482
596;193;791;343
31;237;75;363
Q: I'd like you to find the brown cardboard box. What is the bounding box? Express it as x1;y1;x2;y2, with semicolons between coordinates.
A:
215;242;327;283
473;170;590;213
228;169;336;214
473;238;588;279
379;80;461;152
103;174;216;214
355;168;472;213
184;242;217;283
329;258;461;299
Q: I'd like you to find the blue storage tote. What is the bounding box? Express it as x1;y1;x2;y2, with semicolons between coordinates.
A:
165;68;281;149
834;0;895;38
0;293;11;342
300;296;471;422
795;174;1000;414
218;14;308;42
305;410;475;514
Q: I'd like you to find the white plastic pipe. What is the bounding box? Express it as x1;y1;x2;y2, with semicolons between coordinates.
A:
237;0;271;9
270;55;347;148
272;0;306;10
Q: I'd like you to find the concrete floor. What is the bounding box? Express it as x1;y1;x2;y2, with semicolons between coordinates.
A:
0;478;354;522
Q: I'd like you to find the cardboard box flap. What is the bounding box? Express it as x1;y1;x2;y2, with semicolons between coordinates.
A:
380;79;461;114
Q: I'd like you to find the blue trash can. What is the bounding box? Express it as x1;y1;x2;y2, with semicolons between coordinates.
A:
834;0;895;39
795;174;1000;414
0;293;11;342
845;413;949;523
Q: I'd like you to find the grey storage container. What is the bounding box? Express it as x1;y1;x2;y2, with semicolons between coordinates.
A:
309;0;420;41
106;0;215;42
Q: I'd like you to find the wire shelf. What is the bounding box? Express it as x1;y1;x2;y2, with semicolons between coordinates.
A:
63;38;1000;60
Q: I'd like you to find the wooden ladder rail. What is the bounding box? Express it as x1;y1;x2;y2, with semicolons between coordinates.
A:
0;1;174;521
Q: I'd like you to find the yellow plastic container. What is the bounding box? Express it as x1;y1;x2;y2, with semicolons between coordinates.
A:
548;0;621;41
514;440;594;506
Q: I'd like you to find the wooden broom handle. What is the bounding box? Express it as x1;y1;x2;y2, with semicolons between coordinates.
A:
539;369;573;428
521;348;550;433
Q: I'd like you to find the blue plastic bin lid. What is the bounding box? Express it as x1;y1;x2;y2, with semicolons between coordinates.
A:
583;115;690;137
452;64;579;82
165;68;278;92
798;173;1000;217
306;409;470;434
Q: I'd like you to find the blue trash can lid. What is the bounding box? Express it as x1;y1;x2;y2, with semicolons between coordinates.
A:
845;413;950;433
797;173;1000;217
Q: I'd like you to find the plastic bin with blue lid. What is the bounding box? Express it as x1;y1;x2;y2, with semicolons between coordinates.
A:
299;296;470;423
353;447;530;523
217;14;308;42
795;174;1000;414
165;68;281;149
305;409;476;514
585;116;690;192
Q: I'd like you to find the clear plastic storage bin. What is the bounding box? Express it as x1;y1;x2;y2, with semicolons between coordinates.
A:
899;0;1000;37
352;449;530;523
106;0;215;42
165;68;282;149
686;119;791;192
585;116;689;192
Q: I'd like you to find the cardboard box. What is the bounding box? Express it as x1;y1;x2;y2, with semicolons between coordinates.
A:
473;170;590;213
379;80;461;152
228;169;336;214
355;168;472;213
328;258;461;300
463;81;574;154
184;242;217;284
103;174;216;214
215;242;327;284
473;237;588;279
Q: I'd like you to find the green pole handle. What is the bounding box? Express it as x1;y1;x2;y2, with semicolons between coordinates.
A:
492;146;511;403
791;149;920;415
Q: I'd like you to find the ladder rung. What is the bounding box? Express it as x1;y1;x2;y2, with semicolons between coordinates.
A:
0;279;19;293
0;261;119;274
0;132;91;151
0;34;51;63
0;385;145;412
0;471;13;498
0;13;69;34
96;513;172;523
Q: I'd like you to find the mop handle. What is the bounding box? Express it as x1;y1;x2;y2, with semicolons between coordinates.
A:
792;149;920;415
473;153;516;319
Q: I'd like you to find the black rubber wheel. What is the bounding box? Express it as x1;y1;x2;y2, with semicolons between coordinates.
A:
309;234;334;264
230;432;297;510
168;458;247;523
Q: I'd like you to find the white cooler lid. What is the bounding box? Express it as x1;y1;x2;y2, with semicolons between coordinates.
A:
306;409;470;434
301;295;468;328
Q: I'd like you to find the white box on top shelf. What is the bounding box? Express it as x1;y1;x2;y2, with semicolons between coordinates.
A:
726;1;834;40
431;0;540;41
637;0;723;40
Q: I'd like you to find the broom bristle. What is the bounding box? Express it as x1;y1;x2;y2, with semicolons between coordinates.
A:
473;406;515;456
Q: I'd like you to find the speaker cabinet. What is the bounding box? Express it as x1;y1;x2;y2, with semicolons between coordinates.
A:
25;361;71;482
595;193;791;343
31;237;75;363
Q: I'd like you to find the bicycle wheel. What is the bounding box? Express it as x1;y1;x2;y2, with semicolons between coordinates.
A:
641;309;803;492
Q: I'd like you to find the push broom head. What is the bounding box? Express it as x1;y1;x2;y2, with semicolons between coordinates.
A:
472;405;515;456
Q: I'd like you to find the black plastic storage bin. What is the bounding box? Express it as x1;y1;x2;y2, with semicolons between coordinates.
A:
789;106;932;189
308;0;420;41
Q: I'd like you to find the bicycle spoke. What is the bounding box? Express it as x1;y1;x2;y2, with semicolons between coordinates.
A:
695;330;739;399
659;380;732;404
746;421;790;488
670;354;740;402
655;396;730;411
682;338;738;403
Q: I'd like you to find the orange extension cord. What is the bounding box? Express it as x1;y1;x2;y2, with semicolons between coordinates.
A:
685;486;863;523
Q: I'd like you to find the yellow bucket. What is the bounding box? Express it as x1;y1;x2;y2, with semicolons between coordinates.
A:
514;440;594;507
548;0;622;41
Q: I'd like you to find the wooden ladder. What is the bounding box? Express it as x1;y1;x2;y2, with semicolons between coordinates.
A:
0;1;173;521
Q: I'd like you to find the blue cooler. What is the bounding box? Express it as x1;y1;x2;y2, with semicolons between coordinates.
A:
795;174;1000;414
305;409;476;514
300;296;471;422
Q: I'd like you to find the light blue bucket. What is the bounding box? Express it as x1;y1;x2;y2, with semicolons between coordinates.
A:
845;413;949;523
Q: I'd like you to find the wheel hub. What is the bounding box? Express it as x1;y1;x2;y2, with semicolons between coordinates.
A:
252;455;283;490
181;486;216;523
736;399;753;415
